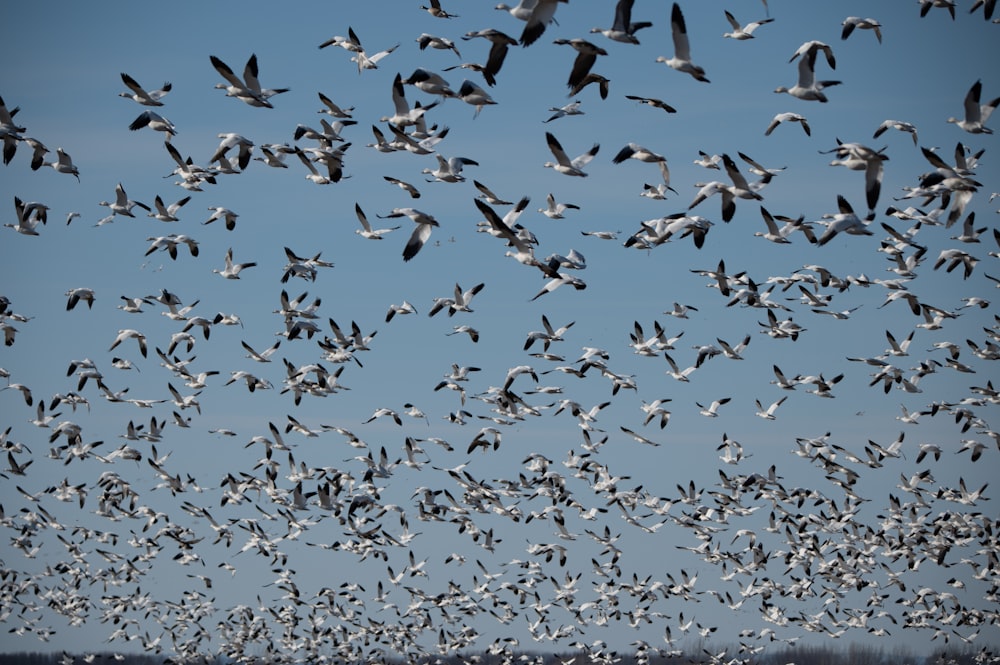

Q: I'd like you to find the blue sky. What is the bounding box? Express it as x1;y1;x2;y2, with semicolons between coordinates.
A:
1;1;999;660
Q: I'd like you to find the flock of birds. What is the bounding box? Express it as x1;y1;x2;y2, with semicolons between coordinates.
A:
2;1;1000;664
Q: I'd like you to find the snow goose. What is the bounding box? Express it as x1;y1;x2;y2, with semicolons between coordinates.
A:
461;29;517;86
316;91;354;118
148;195;190;222
919;0;956;19
568;73;610;99
422;0;458;18
416;33;461;58
543;131;599;177
354;203;399;240
430;283;485;317
378;207;440;261
474;180;513;205
209;53;288;108
822;140;887;213
553;39;607;92
774;42;840;102
212;247;257;279
625;95;676;113
539;193;579;218
383;176;421;199
543;100;584;123
519;0;568;46
128;110;177;137
697;397;731;417
318;27;363;52
65;288;95;311
947;80;999;134
591;0;653;44
4;197;46;235
351;42;399;73
98;183;150;219
380;73;440;127
204;206;238;230
722;10;774;40
33;146;80;180
118;73;171;106
688;154;765;222
402;68;455;98
764;112;810;136
457;79;497;117
385;301;417;322
754;396;787;420
840;16;882;43
656;4;709;83
815;195;875;246
873;119;918;145
108;329;147;357
423;154;479;182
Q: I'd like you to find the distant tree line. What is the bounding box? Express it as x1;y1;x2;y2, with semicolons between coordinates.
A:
0;644;996;665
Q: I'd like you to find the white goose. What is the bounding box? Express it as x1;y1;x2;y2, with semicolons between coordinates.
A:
591;0;653;44
656;3;709;83
119;73;171;106
543;131;599;177
378;208;440;262
213;248;257;279
815;195;875;246
352;203;399;240
947;79;999;134
148;195;190;222
209;53;288;108
723;10;774;40
539;193;580;219
775;41;840;102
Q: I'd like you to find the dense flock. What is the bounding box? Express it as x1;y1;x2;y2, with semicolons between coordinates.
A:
2;1;1000;664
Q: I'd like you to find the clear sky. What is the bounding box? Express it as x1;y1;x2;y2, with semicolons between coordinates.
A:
1;1;999;661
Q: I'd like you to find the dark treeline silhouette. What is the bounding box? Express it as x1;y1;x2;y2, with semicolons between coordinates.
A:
2;643;997;665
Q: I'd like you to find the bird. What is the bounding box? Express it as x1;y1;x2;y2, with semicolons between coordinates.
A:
423;154;479;182
873;119;918;146
209;53;288;108
128;110;177;137
815;195;875;246
543;100;584;123
947;80;999;134
697;397;731;417
98;183;150;220
591;0;653;44
147;195;191;222
378;208;440;262
380;73;439;127
841;16;883;43
65;288;95;311
416;33;461;58
460;29;517;86
383;176;421;199
213;248;257;279
543;132;599;177
553;39;608;92
754;396;787;420
687;154;766;222
774;41;840;102
722;10;774;40
539;193;580;219
519;0;568;46
625;95;676;113
422;0;459;19
457;80;497;117
118;73;172;106
765;112;810;137
656;4;709;83
204;207;239;231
